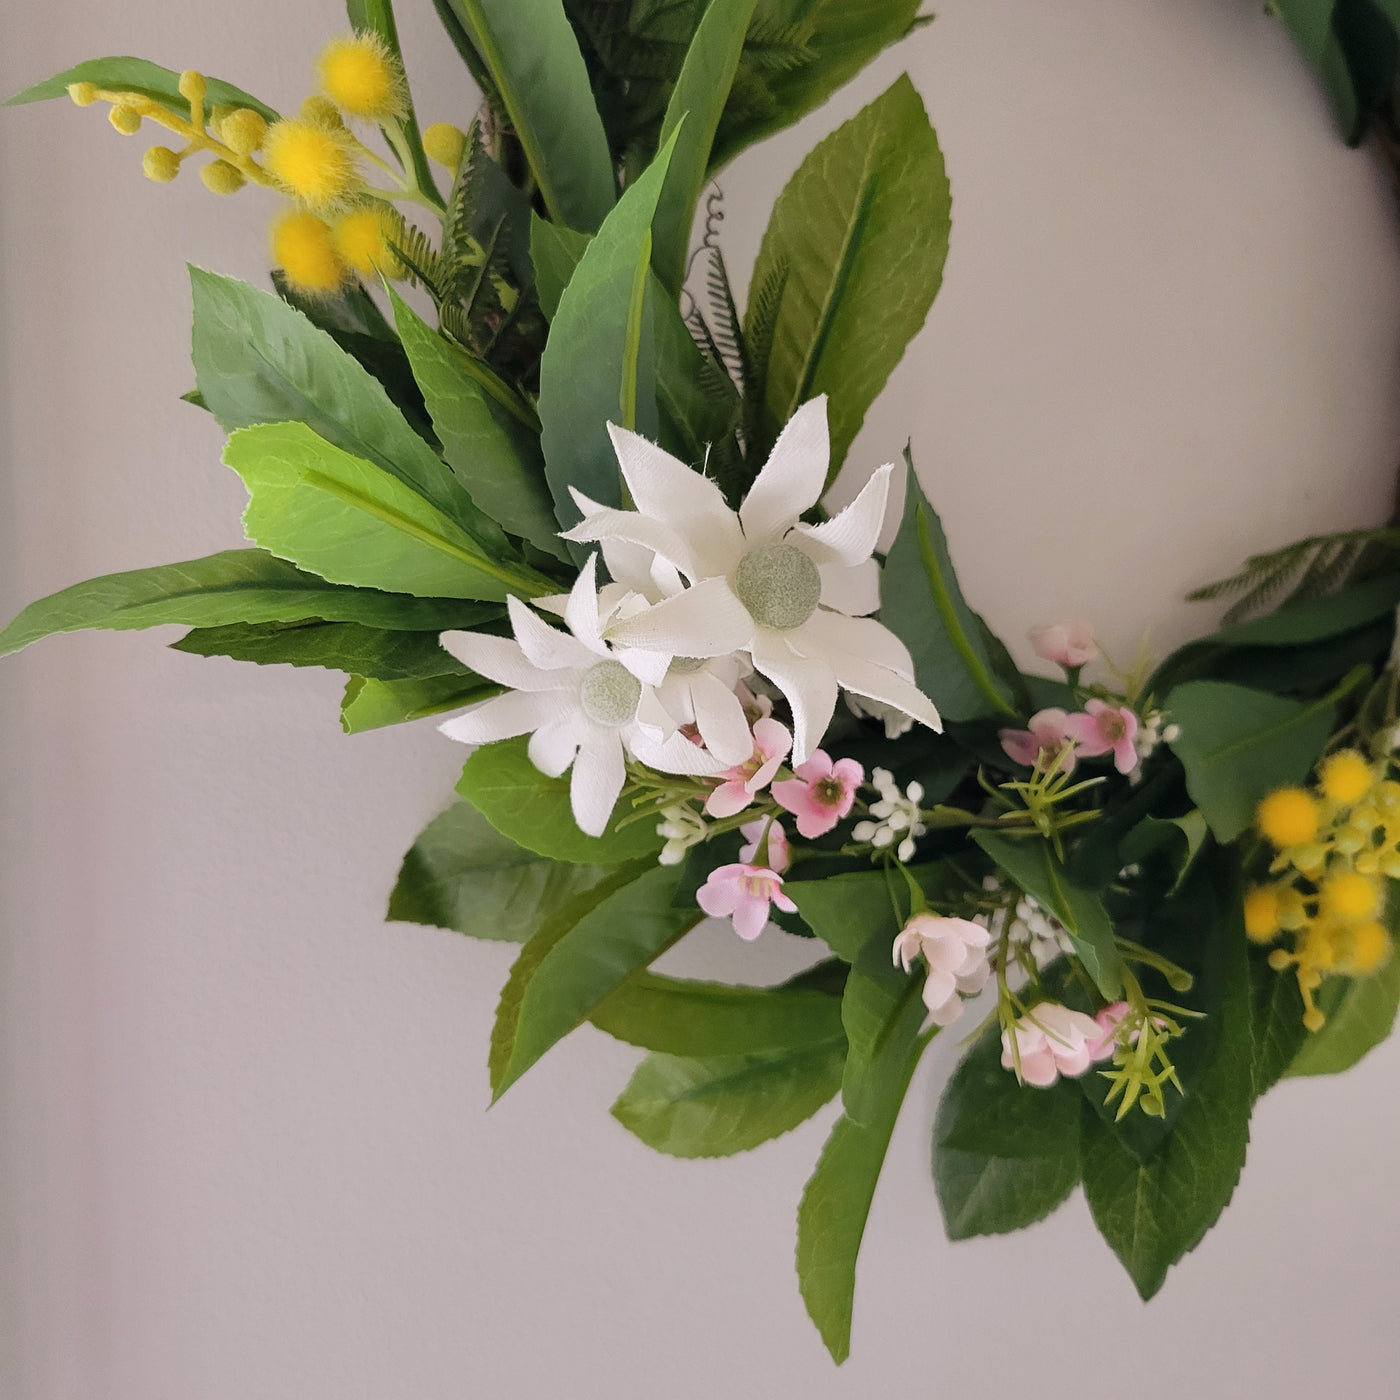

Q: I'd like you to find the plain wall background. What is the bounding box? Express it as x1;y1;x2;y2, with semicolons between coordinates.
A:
4;1;1400;1395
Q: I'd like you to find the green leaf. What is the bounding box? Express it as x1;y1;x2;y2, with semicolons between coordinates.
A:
437;0;615;231
973;831;1123;999
340;673;495;732
389;288;564;559
1287;949;1400;1077
0;549;480;659
387;799;606;941
1166;679;1341;842
537;128;679;528
1081;874;1254;1300
589;965;846;1055
652;0;760;295
490;862;698;1097
528;214;591;321
190;268;495;544
880;459;1020;722
612;1040;845;1158
1249;956;1309;1098
170;619;477;680
224;423;548;601
744;75;950;477
5;56;278;121
456;734;663;864
795;988;928;1364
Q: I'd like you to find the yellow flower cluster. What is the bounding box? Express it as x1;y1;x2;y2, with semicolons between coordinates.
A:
1246;750;1396;1031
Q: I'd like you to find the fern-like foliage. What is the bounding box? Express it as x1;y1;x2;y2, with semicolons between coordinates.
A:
1189;527;1400;625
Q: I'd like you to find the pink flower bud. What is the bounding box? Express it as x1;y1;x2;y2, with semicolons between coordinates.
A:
1029;620;1097;669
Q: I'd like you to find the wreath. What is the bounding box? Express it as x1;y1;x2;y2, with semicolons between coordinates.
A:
6;0;1400;1363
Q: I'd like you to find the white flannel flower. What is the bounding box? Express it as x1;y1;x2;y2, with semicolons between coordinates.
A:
437;555;723;837
852;767;927;861
560;396;942;764
892;914;992;1026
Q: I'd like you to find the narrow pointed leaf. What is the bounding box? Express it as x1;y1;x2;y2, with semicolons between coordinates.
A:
6;57;277;120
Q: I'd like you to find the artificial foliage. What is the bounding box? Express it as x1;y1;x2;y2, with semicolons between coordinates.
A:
7;0;1400;1363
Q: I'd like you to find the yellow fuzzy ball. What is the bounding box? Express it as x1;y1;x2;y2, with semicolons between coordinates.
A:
423;121;467;170
1346;920;1392;975
142;146;181;183
270;209;347;295
109;104;143;136
220;108;267;156
1256;787;1320;848
317;33;407;121
1243;886;1281;943
1319;871;1381;924
263;118;360;209
201;159;246;195
178;70;207;110
1318;750;1375;806
330;206;403;278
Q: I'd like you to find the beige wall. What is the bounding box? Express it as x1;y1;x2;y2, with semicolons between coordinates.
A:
3;1;1399;1395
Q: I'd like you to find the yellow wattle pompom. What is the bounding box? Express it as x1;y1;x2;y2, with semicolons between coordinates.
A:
270;209;347;295
1243;886;1281;943
142;146;181;183
1346;920;1392;974
1319;870;1381;924
330;206;404;278
317;33;407;121
68;81;99;107
220;108;268;156
423;121;466;170
109;104;143;136
1256;787;1320;848
262;118;360;210
1318;750;1375;806
201;159;246;195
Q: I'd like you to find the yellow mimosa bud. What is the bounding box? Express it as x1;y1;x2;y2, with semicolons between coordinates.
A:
220;108;268;156
1345;919;1391;975
262;118;360;210
201;159;246;194
1267;948;1293;972
422;121;466;170
68;81;100;107
109;103;143;136
317;32;408;121
1243;886;1281;943
330;205;404;278
1382;852;1400;880
1347;803;1380;833
1256;787;1320;848
1276;886;1308;931
1318;750;1375;806
1377;779;1400;811
142;146;182;182
1319;870;1380;924
178;70;207;110
1302;1005;1327;1032
270;208;347;295
300;95;345;129
1356;848;1383;876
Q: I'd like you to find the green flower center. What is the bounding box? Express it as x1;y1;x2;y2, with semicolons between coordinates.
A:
579;660;642;727
733;539;822;631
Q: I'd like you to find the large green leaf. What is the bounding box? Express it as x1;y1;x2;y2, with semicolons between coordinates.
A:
390;289;563;559
0;550;480;658
1249;956;1309;1098
387;799;606;941
5;56;278;120
490;862;698;1097
341;673;495;732
1287;947;1400;1077
537;129;679;528
437;0;615;231
456;734;663;864
880;460;1020;723
1166;680;1340;842
612;1040;845;1157
652;0;759;295
589;965;845;1055
744;75;950;477
223;423;547;601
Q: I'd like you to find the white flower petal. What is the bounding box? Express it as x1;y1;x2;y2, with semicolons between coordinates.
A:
507;594;597;672
570;729;627;837
438;689;562;745
630;728;727;777
831;652;943;735
606;577;755;657
533;592;570;618
739;396;830;542
635;686;678;740
750;633;838;765
528;716;586;777
438;631;562;692
607;423;745;575
562;496;701;581
563;553;608;655
688;670;755;767
615;646;671;688
600;537;659;597
792;462;893;568
818;559;880;616
796;610;916;679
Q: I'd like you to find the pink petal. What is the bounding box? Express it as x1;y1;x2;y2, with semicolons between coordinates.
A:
730;894;771;940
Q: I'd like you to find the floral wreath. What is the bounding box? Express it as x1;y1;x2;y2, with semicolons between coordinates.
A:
6;0;1400;1363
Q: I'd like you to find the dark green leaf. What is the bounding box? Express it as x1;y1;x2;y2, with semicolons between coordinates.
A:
529;214;591;320
935;1145;1078;1242
341;673;495;732
1250;956;1309;1097
6;56;278;121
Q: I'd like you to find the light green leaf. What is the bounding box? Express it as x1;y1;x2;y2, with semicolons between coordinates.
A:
436;0;615;231
223;422;547;600
389;288;564;558
880;458;1020;722
5;56;278;120
387;799;606;941
652;0;760;295
537;128;679;527
341;673;495;733
612;1041;845;1158
745;75;950;477
1287;944;1400;1077
1166;679;1341;842
490;863;698;1097
0;549;479;658
529;214;591;320
456;734;663;864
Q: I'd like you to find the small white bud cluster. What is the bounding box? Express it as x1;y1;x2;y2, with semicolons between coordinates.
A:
1133;709;1181;769
657;804;707;865
845;693;916;739
853;767;926;861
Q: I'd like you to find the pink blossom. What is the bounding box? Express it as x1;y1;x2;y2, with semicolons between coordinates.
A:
703;716;792;818
740;816;790;873
999;708;1077;774
1063;700;1139;775
1089;1001;1131;1059
892;913;992;1026
1029;620;1097;669
1000;1002;1115;1087
696;863;796;941
771;750;864;838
